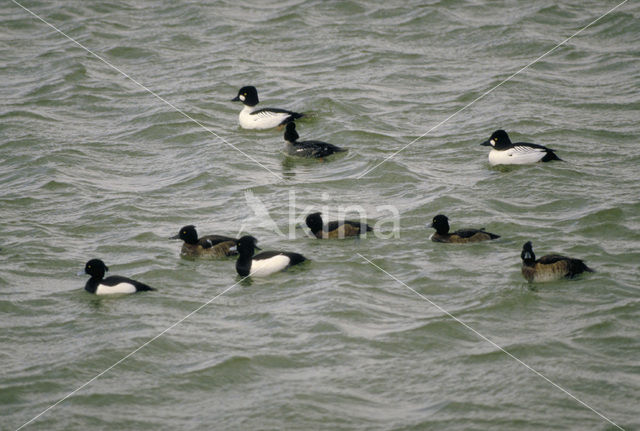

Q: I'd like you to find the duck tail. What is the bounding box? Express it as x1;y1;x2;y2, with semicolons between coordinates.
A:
543;150;563;162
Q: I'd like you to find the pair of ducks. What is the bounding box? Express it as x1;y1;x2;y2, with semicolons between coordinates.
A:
168;226;306;277
232;85;563;166
170;213;373;276
79;214;592;295
232;86;346;159
428;214;593;282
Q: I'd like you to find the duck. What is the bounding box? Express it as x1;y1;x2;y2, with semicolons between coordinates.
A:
231;86;303;130
231;235;306;277
171;225;237;258
520;241;594;282
79;259;155;295
284;123;346;158
429;214;500;243
480;130;562;165
305;212;372;239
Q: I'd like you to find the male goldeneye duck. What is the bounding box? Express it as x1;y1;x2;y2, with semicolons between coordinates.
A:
80;259;155;295
305;212;372;239
480;130;562;166
170;225;238;258
284;123;346;158
429;214;500;243
231;235;306;277
231;86;303;130
521;241;594;283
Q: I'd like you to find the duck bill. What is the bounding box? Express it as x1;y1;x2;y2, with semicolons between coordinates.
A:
76;270;86;276
480;140;491;147
169;234;180;239
231;96;240;102
255;245;262;250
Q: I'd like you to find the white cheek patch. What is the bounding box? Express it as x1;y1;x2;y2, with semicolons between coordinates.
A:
490;139;496;147
239;94;246;102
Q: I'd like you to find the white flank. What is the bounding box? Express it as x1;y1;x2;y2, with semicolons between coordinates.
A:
238;106;289;129
488;146;546;165
95;282;137;295
249;255;291;277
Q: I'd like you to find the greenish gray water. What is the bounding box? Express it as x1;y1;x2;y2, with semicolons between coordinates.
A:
1;0;639;430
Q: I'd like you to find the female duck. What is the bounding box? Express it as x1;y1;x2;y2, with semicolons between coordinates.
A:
171;225;238;258
429;214;500;243
521;241;594;282
80;259;155;295
305;212;372;239
232;235;306;277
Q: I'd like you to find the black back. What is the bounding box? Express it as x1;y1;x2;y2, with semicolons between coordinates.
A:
254;107;303;118
326;220;372;232
252;250;306;266
453;228;499;239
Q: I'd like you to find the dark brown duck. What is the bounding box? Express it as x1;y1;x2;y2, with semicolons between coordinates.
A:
521;241;594;282
429;214;500;243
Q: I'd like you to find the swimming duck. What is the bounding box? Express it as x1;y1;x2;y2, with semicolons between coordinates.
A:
231;86;303;130
232;235;306;277
305;212;372;239
480;130;562;165
429;214;500;243
284;122;346;158
170;225;238;258
521;241;594;282
80;259;155;295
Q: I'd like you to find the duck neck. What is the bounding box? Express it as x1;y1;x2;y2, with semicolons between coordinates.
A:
236;252;253;276
242;104;258;113
435;225;449;236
